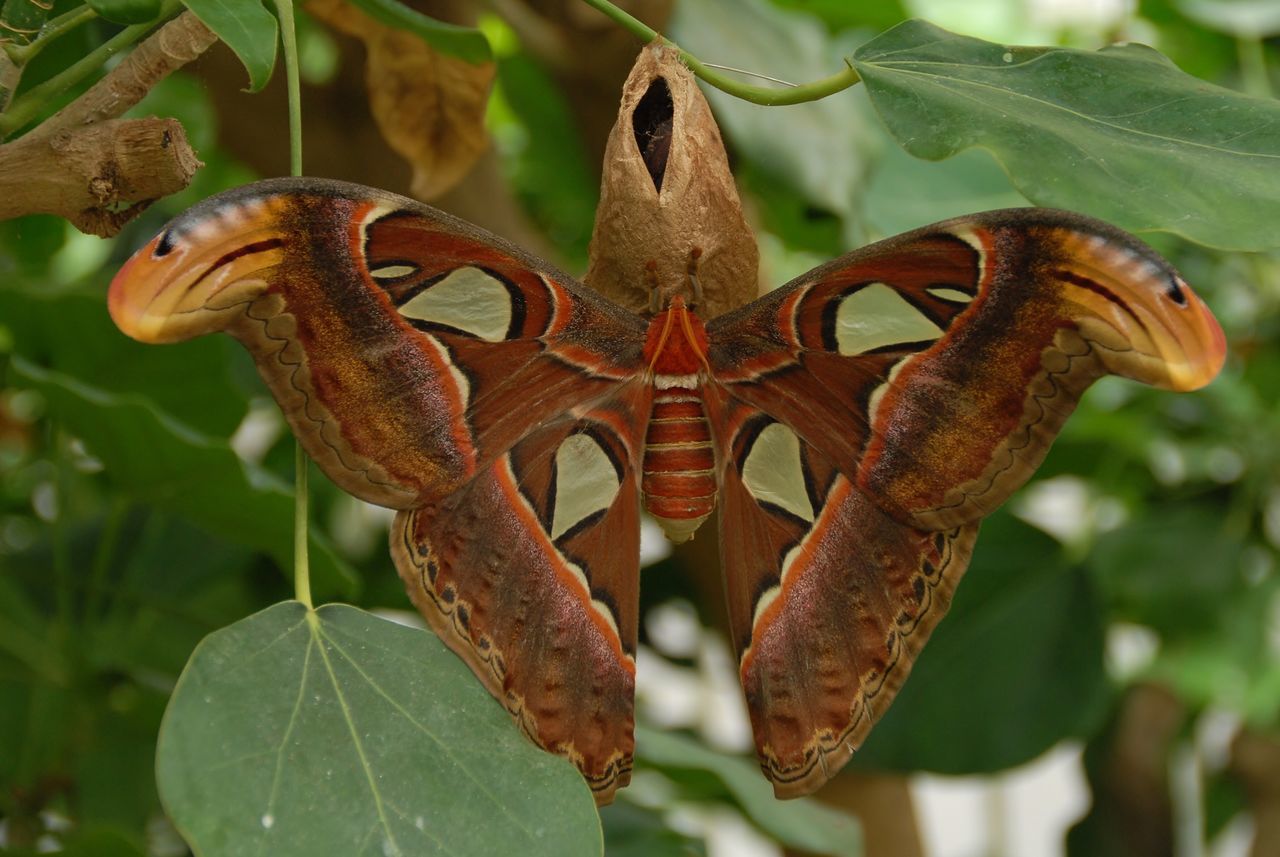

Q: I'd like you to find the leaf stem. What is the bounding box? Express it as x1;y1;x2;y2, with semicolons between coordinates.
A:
274;0;311;608
0;0;178;138
293;445;312;609
683;53;860;106
4;5;99;66
576;0;859;105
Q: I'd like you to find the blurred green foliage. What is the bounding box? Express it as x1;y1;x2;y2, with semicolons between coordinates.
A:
1;0;1278;854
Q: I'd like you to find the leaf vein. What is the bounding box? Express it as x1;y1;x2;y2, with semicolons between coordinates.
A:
316;623;541;840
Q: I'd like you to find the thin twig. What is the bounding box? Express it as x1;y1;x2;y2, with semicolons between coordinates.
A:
576;0;860;105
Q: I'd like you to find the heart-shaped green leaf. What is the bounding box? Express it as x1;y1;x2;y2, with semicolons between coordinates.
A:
851;19;1280;251
158;602;602;856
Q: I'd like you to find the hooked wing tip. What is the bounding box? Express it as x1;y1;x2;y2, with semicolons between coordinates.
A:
1161;287;1227;392
108;233;175;343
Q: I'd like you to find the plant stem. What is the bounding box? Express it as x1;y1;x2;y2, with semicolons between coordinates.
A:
84;498;128;627
577;0;860;105
274;0;311;608
5;5;99;66
1237;36;1273;99
274;0;302;176
0;1;178;138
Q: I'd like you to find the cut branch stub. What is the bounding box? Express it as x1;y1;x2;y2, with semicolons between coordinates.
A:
585;41;758;320
0;117;202;236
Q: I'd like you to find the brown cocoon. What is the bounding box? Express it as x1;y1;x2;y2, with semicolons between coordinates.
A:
584;42;758;320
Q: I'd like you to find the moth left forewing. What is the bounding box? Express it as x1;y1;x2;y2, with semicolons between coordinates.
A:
391;385;650;806
704;387;978;797
710;209;1225;531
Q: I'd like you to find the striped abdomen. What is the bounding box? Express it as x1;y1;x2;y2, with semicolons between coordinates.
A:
643;382;715;542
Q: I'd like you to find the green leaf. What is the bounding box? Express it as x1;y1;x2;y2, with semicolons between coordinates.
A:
0;288;247;437
854;513;1108;773
635;727;862;857
0;215;66;279
86;0;163;25
850;19;1280;251
182;0;278;91
345;0;490;64
862;145;1027;237
600;801;705;857
157;602;601;856
6;357;358;599
1090;505;1245;636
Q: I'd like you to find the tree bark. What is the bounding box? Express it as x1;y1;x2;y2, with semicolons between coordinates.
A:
0;117;200;235
0;11;217;234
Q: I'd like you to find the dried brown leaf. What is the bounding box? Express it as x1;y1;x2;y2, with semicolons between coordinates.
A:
584;42;758;319
307;0;494;200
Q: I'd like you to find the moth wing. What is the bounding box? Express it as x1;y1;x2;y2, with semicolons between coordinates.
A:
704;209;1224;795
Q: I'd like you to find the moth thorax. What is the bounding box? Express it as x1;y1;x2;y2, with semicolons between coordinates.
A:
642;386;715;543
642;296;709;375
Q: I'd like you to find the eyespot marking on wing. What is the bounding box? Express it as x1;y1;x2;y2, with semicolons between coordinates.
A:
550;433;623;541
741;422;814;523
833;283;944;355
398;266;515;341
